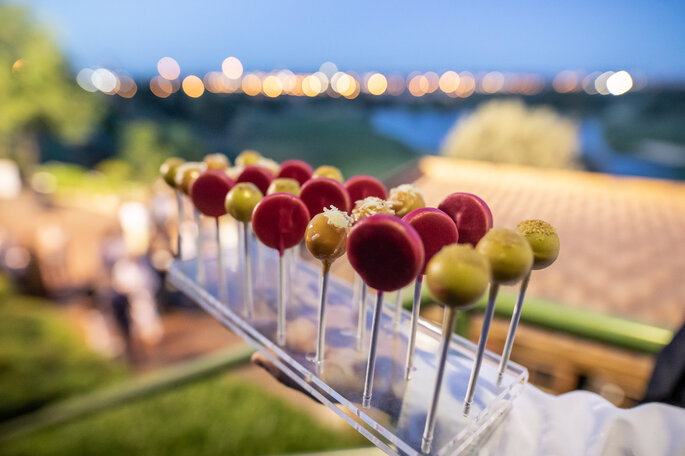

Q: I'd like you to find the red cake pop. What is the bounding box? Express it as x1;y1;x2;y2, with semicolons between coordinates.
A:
348;214;424;292
300;177;351;217
251;193;310;256
437;192;493;246
190;170;235;218
349;214;424;408
277;160;313;186
237;165;274;195
345;175;387;203
403;208;459;274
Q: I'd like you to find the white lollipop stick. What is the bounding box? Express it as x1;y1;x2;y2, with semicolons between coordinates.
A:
356;278;368;350
194;208;205;284
257;240;265;294
215;217;228;304
404;275;423;380
175;190;184;258
421;305;457;454
276;253;286;346
242;221;254;320
393;288;403;329
362;290;384;408
497;270;531;386
463;283;499;416
313;267;331;372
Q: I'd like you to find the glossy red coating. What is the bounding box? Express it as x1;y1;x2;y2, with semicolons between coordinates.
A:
251;192;310;256
403;207;459;274
189;170;235;218
347;214;424;292
437;192;493;246
300;177;351;216
277;160;314;186
237;165;274;195
344;175;387;203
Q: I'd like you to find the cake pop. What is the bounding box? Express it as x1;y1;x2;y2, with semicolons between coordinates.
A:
277;159;313;186
300;177;351;216
497;220;560;384
387;184;426;325
160;157;185;189
345;175;387;203
463;228;533;416
267;178;301;196
225;183;264;319
190;170;235;302
438;192;493;246
177;162;208;274
313;165;344;183
235;150;261;167
251;193;310;345
421;244;490;453
159;157;185;256
350;197;395;349
304;207;352;372
387;184;425;217
347;214;424;407
237;165;274;195
203;153;230;171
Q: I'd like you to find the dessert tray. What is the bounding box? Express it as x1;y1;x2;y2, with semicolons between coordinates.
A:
167;243;528;455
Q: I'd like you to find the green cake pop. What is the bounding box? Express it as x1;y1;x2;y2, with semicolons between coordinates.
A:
225;182;263;320
225;183;263;223
425;244;491;309
462;228;533;417
267;177;301;196
235;149;262;167
204;153;230;171
497;220;561;386
160;157;186;257
421;243;490;453
516;219;560;270
476;228;533;285
160;157;185;188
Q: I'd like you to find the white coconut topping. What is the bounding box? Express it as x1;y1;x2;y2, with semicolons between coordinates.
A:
351;196;395;223
389;183;423;199
323;206;353;229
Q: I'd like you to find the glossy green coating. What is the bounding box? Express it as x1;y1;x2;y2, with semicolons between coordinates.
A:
159;157;185;188
176;162;206;195
516;219;560;270
235;150;262;167
476;228;533;284
204;153;230;171
267;178;301;196
425;244;491;309
313;165;344;183
225;182;263;223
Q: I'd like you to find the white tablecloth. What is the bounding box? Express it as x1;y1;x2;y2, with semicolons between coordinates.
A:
480;386;685;456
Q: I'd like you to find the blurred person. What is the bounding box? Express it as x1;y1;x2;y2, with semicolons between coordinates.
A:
644;322;685;408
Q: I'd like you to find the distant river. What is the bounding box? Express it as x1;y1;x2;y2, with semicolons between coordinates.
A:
370;107;684;180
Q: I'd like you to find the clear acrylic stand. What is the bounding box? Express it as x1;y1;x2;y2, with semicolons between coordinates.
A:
167;244;527;456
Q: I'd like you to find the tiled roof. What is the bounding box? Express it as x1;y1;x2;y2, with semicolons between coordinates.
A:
412;157;685;329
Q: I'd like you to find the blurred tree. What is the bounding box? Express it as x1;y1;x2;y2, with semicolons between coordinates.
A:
117;120;206;181
0;3;101;172
441;99;579;168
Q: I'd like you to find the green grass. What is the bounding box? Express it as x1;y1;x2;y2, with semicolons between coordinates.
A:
0;278;366;454
0;374;367;456
0;279;127;421
228;103;418;179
